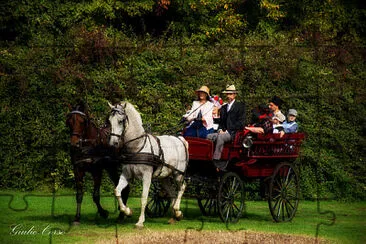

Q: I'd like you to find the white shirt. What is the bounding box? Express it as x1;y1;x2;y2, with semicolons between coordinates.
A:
227;99;235;112
184;101;214;130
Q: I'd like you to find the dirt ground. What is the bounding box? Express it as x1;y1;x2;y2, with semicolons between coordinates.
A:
96;230;329;244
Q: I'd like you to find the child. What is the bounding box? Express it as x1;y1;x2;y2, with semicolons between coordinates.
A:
280;109;298;137
272;115;284;134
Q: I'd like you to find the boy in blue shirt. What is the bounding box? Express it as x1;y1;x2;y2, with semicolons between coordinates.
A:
282;109;298;134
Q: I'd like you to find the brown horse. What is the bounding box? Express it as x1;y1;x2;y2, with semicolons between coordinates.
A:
66;103;129;224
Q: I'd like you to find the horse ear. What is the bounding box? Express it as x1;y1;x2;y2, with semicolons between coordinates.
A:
108;102;114;109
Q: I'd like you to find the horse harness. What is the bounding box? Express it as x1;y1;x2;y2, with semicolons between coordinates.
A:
68;110;109;148
119;133;186;176
110;105;187;176
68;110;110;165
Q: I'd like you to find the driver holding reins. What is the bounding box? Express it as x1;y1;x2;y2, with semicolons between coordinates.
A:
207;85;246;171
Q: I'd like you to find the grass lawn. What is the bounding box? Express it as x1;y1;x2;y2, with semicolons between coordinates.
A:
0;190;365;243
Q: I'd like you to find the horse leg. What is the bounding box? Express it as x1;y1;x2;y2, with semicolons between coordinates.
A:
118;184;131;221
135;172;152;229
171;175;186;221
92;170;109;219
114;174;132;217
74;168;85;224
107;166;130;221
121;184;130;205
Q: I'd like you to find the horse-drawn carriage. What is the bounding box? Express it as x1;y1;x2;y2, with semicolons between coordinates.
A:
147;130;305;223
67;101;305;227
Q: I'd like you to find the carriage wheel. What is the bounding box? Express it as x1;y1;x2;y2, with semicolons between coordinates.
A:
196;182;218;216
218;172;245;223
146;179;171;218
268;162;300;222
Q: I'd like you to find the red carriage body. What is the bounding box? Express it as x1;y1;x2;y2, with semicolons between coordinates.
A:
186;130;305;178
147;130;305;224
182;130;305;223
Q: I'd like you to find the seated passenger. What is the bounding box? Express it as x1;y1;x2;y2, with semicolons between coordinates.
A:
206;85;246;171
183;85;214;138
269;96;286;123
245;104;273;134
280;109;298;137
272;115;285;134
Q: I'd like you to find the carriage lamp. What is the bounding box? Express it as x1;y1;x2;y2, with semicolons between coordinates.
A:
242;135;253;148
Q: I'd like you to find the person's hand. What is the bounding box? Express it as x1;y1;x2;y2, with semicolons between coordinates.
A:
179;117;187;124
218;129;226;134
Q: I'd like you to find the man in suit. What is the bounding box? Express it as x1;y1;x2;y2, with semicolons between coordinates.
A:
207;85;246;171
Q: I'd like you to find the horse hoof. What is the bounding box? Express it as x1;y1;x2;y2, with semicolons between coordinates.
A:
72;221;80;226
175;211;183;221
116;213;125;223
126;208;133;216
134;224;144;229
118;212;125;220
100;209;109;219
168;218;176;225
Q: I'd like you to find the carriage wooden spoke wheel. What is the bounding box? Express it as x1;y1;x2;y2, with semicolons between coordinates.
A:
218;172;245;223
268;162;300;222
146;179;171;218
196;181;219;216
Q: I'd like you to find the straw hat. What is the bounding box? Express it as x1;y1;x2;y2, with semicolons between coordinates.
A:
196;85;210;96
222;85;238;94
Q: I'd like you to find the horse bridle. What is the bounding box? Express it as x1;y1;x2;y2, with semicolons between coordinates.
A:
67;110;88;146
109;105;149;150
109;106;128;145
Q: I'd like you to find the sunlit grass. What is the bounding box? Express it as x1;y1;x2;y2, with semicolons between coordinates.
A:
0;191;364;243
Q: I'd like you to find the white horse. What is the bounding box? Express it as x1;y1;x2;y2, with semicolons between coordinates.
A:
108;101;189;228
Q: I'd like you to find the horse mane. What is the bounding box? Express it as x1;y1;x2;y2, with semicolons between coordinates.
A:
120;101;144;131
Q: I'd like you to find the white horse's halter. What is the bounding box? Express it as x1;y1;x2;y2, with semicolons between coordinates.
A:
109;105;149;151
109;106;128;141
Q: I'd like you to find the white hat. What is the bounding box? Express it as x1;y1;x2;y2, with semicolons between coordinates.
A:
222;85;238;94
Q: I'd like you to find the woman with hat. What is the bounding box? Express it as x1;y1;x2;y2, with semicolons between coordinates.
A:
182;85;214;138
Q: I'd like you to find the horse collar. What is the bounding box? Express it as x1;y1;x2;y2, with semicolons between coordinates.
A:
121;133;147;152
